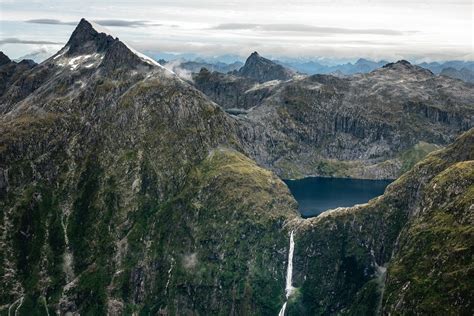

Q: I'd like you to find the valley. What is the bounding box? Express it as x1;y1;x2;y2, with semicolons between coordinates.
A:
0;18;472;316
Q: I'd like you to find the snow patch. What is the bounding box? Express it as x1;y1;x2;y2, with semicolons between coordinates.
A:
55;53;103;70
88;20;175;75
245;79;281;93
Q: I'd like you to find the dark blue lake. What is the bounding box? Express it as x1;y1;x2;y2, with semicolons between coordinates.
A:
284;177;392;218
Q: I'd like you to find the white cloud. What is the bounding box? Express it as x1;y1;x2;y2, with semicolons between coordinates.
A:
0;0;472;61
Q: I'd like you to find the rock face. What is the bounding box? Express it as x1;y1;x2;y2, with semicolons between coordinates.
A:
289;128;474;315
237;52;295;83
193;68;275;110
0;19;299;315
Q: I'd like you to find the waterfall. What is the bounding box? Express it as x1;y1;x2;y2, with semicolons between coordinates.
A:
278;302;287;316
278;230;295;316
285;231;295;298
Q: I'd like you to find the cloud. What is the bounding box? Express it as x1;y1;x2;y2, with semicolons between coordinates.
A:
26;18;160;28
211;23;408;36
25;19;77;26
94;20;161;27
0;37;63;45
164;59;194;82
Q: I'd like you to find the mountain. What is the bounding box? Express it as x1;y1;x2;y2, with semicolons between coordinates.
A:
232;60;474;179
417;60;474;74
192;68;276;111
193;59;474;179
237;51;295;83
440;67;474;83
192;52;298;111
279;58;388;75
0;52;37;96
0;19;299;314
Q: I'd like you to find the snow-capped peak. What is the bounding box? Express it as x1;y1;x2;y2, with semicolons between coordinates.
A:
87;20;168;70
53;18;175;75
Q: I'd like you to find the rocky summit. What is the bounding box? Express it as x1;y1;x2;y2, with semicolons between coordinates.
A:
236;52;296;83
1;18;473;316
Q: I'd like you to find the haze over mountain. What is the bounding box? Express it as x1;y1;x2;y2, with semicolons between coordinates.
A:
1;18;473;315
440;67;474;84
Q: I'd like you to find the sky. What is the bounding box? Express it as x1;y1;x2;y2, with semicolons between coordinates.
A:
0;0;472;62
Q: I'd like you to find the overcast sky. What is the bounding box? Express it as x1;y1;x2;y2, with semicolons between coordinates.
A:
0;0;472;62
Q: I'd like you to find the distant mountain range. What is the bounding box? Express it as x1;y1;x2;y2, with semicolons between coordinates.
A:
278;58;389;75
440;66;474;83
13;46;474;83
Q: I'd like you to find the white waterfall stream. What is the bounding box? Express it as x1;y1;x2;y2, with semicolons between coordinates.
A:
278;230;295;316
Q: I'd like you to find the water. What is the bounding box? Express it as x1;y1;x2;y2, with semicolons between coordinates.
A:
284;177;392;218
278;231;295;316
285;231;295;298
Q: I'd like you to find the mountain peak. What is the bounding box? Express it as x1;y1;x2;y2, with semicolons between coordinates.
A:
355;58;371;64
239;52;294;83
50;19;167;72
380;59;434;76
65;18;116;56
0;51;11;66
383;59;413;69
249;51;261;58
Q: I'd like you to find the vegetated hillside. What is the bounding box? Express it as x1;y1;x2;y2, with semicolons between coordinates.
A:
288;128;474;315
0;19;299;315
1;18;473;316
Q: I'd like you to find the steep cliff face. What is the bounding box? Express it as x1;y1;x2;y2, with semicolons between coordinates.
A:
287;128;474;315
192;68;271;110
0;20;300;315
235;61;474;179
